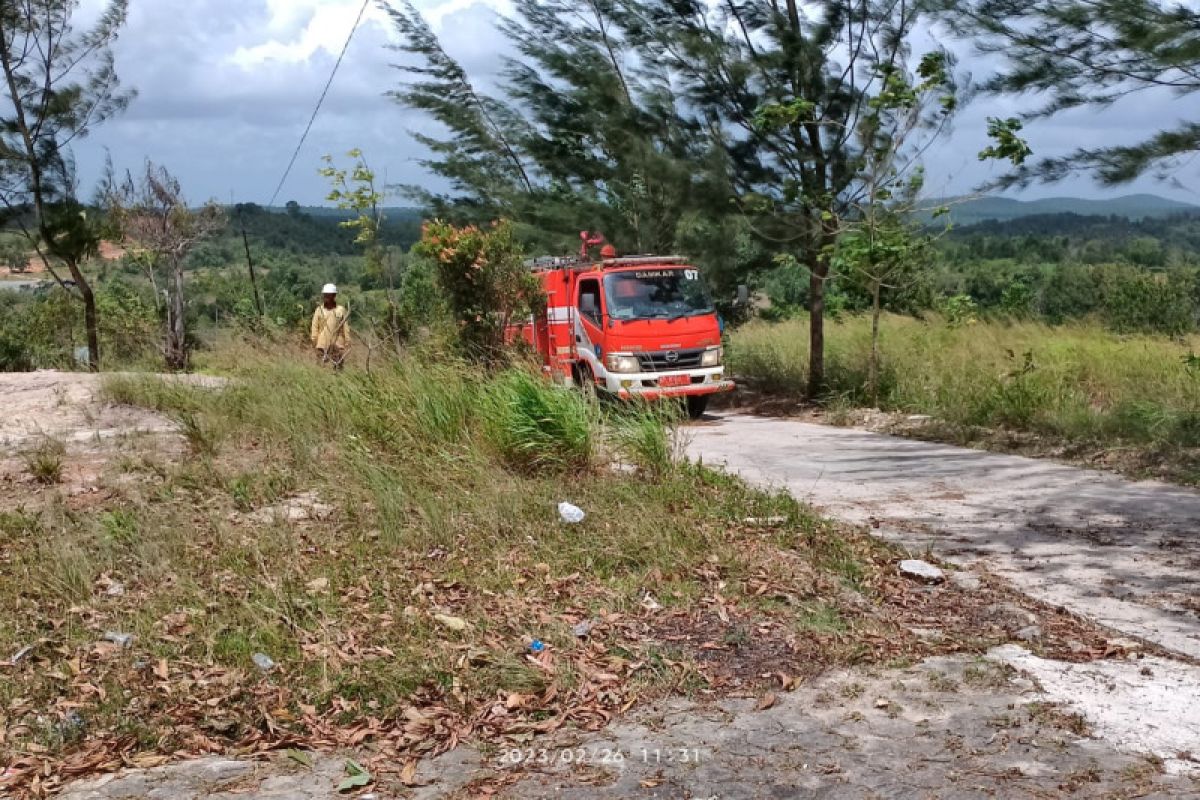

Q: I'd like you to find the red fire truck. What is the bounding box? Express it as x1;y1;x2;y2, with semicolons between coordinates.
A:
511;237;734;418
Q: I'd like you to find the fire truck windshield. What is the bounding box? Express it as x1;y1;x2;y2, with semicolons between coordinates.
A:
604;269;715;321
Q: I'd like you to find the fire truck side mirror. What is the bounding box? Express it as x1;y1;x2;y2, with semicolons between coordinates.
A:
735;284;750;307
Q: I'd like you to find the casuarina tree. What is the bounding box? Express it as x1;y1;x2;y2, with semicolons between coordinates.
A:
635;0;961;395
0;0;134;371
932;0;1200;188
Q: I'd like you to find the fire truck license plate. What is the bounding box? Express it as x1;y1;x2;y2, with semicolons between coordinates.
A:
659;374;690;388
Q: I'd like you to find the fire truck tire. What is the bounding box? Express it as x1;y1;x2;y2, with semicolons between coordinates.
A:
685;395;709;419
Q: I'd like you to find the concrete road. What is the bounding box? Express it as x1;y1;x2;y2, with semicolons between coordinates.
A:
686;413;1200;659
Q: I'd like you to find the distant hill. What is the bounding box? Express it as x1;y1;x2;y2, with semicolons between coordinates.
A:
264;205;425;222
928;194;1200;225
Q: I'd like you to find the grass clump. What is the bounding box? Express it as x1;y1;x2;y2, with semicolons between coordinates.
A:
22;436;66;484
481;368;594;472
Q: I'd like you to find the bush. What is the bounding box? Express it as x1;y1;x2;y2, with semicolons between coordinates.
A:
414;220;544;360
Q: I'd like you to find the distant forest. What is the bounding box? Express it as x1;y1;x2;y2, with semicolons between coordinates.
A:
940;212;1200;267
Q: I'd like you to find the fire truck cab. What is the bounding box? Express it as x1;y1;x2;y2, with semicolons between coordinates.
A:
512;251;734;418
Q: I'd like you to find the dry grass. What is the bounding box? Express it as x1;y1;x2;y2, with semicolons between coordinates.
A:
732;315;1200;481
0;349;915;797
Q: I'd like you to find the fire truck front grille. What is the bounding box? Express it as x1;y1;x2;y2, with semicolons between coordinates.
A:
637;348;704;372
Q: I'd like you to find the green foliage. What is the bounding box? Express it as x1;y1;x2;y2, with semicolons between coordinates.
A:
733;315;1200;450
978;118;1032;166
319;150;389;286
1096;265;1194;335
937;294;979;327
395;255;447;340
0;280;159;371
482;369;594;473
0;238;29;272
414;220;543;359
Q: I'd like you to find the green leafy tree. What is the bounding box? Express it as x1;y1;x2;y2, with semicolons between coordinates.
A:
935;0;1198;186
834;219;932;402
0;0;133;370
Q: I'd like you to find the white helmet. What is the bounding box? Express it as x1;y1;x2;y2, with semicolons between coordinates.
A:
322;283;337;294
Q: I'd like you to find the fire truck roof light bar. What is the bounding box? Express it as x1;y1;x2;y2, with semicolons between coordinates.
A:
523;255;688;272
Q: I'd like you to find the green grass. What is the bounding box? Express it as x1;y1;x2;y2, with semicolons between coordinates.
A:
1;351;900;787
732;314;1200;450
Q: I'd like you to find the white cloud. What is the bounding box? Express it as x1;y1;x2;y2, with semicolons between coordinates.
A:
66;0;1198;207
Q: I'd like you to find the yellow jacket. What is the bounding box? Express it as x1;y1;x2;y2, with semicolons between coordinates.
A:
311;305;350;349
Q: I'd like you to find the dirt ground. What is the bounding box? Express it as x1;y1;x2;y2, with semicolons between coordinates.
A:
0;371;224;494
53;653;1200;799
7;374;1199;798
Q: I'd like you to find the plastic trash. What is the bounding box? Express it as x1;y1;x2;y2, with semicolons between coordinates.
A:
58;711;86;737
558;502;585;524
105;581;125;597
10;644;33;665
528;639;546;654
252;652;276;672
102;631;133;648
572;620;593;638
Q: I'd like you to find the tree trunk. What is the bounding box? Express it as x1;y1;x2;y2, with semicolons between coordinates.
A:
240;221;264;318
65;258;100;372
165;258;188;371
869;279;881;406
806;251;827;398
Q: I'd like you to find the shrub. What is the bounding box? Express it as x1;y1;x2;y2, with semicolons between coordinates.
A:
414;220;544;360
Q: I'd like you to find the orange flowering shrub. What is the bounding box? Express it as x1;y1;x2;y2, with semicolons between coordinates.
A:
415;219;544;360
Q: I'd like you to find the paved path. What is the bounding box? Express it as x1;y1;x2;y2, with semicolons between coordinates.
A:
686;413;1200;659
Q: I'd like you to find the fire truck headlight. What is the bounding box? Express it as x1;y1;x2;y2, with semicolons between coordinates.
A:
701;346;723;367
605;353;641;373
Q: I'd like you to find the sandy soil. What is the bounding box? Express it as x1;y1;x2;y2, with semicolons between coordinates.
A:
0;371;221;494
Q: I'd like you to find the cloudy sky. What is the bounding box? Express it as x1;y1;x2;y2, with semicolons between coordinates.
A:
71;0;1200;207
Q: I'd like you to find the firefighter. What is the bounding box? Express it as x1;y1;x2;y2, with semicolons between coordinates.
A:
311;283;350;369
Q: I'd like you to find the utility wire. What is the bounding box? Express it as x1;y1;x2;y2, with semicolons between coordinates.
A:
266;0;370;208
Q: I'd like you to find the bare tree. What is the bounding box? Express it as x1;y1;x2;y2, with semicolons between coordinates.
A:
105;162;225;371
0;0;133;371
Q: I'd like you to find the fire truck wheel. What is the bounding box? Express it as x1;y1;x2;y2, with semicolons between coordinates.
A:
685;395;709;420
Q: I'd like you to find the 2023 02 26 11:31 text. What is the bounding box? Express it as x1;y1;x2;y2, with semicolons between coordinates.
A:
498;747;704;766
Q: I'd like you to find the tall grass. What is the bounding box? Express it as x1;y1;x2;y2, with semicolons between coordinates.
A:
1;338;907;788
732;314;1200;447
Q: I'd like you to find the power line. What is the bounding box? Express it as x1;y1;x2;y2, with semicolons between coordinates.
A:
266;0;370;208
